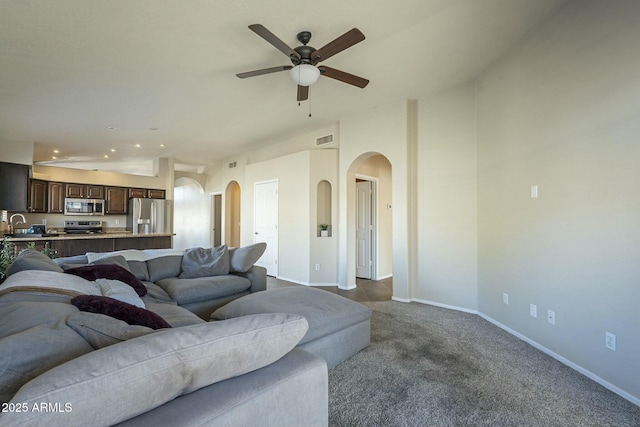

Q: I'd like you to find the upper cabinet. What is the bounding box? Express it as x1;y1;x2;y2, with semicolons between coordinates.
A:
48;182;65;214
66;184;105;199
28;179;48;213
105;187;127;215
0;162;30;212
129;188;165;199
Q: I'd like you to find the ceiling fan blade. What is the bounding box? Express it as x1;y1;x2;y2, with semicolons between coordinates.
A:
319;66;369;88
236;65;292;79
248;24;300;59
313;28;365;63
297;85;309;101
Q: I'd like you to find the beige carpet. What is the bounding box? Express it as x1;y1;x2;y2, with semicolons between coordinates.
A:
328;301;640;426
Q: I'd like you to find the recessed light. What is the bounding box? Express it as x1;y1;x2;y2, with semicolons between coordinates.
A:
52;156;57;159
149;127;159;131
135;144;141;148
104;155;109;158
106;126;117;130
160;144;165;147
110;148;116;152
53;149;59;154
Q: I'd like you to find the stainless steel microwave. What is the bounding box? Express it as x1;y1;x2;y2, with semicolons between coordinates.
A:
64;198;105;216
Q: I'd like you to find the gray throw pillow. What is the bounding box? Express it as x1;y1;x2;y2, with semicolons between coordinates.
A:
229;242;267;273
4;249;63;278
179;245;229;279
4;313;309;427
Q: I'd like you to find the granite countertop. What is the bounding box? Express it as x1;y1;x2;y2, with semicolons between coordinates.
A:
3;232;174;242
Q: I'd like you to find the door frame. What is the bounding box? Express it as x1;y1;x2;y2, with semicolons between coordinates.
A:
253;179;279;277
355;174;378;280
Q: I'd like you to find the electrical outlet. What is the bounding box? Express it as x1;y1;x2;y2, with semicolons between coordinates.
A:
115;219;120;225
547;310;555;325
605;332;616;351
315;264;320;271
530;304;537;318
503;293;509;305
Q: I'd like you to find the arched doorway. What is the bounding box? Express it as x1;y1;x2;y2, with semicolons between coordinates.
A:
225;181;241;247
173;177;210;250
346;153;393;286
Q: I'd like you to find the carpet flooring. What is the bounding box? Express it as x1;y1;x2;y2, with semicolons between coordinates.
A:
328;301;640;427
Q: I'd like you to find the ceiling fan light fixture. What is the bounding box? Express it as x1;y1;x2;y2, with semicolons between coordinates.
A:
290;64;320;86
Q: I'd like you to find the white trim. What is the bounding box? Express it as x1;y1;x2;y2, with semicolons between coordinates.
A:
339;283;357;291
376;273;393;280
411;298;478;314
391;296;411;303
397;298;640;407
477;312;640;407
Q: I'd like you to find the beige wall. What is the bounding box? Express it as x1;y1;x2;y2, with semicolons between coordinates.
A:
416;83;478;311
476;0;640;403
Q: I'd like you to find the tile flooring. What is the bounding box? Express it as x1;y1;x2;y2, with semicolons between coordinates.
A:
267;276;393;302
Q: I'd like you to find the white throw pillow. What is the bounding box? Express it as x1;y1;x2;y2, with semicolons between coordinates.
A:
95;278;145;308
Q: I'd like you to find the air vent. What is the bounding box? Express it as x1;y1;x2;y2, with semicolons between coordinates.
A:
228;162;237;169
315;134;334;146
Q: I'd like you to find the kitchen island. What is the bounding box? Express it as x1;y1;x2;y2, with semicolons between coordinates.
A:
3;232;173;257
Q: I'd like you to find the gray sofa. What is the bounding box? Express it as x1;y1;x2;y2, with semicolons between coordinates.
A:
53;244;268;319
0;248;329;427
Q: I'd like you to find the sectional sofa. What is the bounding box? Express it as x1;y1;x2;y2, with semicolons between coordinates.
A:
0;245;372;426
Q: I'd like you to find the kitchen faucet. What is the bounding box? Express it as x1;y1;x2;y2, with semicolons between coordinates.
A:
9;213;26;234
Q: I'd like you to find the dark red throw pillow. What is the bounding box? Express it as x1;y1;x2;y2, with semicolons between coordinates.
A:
65;264;147;297
71;295;172;329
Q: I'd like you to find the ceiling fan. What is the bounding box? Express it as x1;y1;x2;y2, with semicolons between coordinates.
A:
236;24;369;102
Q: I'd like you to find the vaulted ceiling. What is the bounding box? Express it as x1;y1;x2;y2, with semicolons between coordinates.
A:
1;0;566;174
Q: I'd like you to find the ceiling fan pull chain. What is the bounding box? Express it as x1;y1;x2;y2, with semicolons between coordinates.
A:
309;98;312;118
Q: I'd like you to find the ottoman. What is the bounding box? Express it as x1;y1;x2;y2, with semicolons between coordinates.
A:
212;287;372;368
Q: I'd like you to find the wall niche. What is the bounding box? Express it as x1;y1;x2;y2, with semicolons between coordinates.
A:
317;180;332;237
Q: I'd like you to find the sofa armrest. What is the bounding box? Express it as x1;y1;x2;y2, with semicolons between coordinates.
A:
232;265;266;293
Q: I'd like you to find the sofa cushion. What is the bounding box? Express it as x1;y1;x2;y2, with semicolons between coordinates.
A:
90;255;130;270
65;264;147;297
229;242;267;273
95;278;145;308
3;313;309;427
212;287;372;345
144;300;206;327
127;260;150;281
66;311;155;349
147;256;183;282
179;245;229;279
71;295;172;329
156;275;251;305
0;301;93;405
4;249;63;278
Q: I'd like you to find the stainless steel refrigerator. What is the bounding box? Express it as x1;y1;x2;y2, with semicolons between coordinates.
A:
127;198;172;235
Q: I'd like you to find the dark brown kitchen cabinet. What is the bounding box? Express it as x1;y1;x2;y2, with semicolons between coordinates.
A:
114;236;172;251
0;162;30;212
28;180;48;213
105;186;127;214
128;188;147;198
87;185;105;199
65;183;85;198
65;184;104;199
129;188;165;199
47;182;65;213
148;189;166;199
58;238;115;257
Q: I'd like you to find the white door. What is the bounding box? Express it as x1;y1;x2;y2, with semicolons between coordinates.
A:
356;180;373;279
254;180;278;276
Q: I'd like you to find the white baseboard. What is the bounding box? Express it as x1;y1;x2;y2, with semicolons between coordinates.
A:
339;283;357;290
477;312;640;407
375;273;393;280
386;297;639;406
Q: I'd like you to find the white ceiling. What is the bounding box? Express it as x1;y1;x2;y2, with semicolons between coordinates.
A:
0;0;566;174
